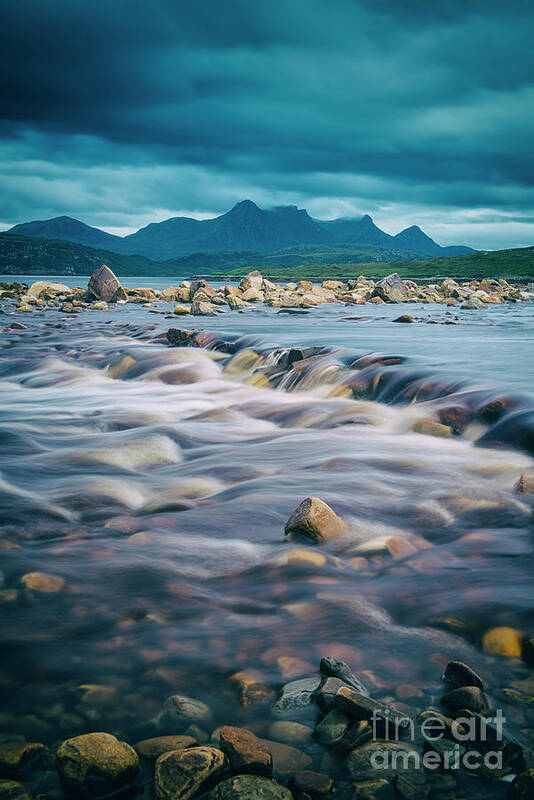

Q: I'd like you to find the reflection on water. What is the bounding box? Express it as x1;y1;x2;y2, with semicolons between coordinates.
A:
0;305;533;798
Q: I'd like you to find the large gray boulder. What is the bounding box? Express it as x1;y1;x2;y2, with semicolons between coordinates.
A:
373;273;411;303
88;265;123;302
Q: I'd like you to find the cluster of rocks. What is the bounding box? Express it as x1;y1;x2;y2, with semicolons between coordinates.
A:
1;266;532;318
2;653;533;800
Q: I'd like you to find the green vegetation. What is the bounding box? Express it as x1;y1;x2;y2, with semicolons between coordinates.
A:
211;246;534;281
0;233;170;277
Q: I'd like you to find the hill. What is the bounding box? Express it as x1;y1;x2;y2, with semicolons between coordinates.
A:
214;246;534;281
8;200;475;261
0;234;168;277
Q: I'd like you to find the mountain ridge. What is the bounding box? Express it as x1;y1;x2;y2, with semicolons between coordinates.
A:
8;200;476;261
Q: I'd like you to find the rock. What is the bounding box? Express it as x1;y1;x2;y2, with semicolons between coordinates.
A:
0;781;32;800
441;686;489;714
20;572;65;594
482;626;523;657
385;537;418;559
347;741;421;781
135;735;197;764
315;709;351;746
522;637;534;667
343;779;391;799
267;721;313;746
90;301;107;310
87;265;122;302
161;695;213;728
412;419;452;438
373;273;411;303
0;742;44;777
229;671;273;706
515;473;534;494
239;270;264;292
342;720;373;751
393;314;415;323
443;661;485;690
273;677;321;713
218;726;272;776
315;677;352;712
174;304;191;315
28;281;70;298
259;739;312;775
59;302;76;313
289;770;334;798
153;746;228;800
319;656;369;695
288;550;327;568
333;686;411;730
509;769;534;800
462;297;486;309
208;774;294;800
55;732;140;798
191;298;217;316
284;497;347;543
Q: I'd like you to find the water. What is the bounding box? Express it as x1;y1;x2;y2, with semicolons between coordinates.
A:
1;278;534;797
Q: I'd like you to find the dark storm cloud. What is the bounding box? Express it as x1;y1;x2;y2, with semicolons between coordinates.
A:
1;0;533;247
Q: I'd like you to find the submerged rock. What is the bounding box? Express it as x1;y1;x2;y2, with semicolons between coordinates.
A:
229;671;273;706
134;735;197;764
153;746;227;800
443;661;485;690
161;694;213;728
482;626;523;657
0;742;44;777
20;572;65;593
515;473;534;494
441;686;490;714
55;732;140;798
218;726;272;776
284;497;347;543
289;770;334;798
273;677;321;713
0;781;32;800
319;656;369;695
208;774;294;800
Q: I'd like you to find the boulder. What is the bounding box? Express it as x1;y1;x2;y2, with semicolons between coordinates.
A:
191;298;218;316
87;265;123;302
208;775;294;800
239;270;264;292
284;497;347;543
218;726;272;776
153;746;227;800
373;273;411;303
27;280;70;298
55;732;140;798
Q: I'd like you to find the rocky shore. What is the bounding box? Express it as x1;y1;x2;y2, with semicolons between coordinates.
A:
1;639;534;799
1;265;533;317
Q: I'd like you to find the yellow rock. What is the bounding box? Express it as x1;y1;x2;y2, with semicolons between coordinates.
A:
347;556;369;571
482;626;523;657
228;670;273;706
107;354;136;378
413;419;453;438
20;572;65;593
287;549;327;567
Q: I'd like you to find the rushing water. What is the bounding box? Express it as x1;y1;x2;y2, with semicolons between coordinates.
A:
1;280;534;798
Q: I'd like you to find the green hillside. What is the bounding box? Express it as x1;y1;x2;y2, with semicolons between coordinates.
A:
213;246;534;281
0;233;170;277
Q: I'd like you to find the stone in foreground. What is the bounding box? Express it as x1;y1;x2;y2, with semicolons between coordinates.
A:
55;732;140;798
284;497;347;543
443;660;485;690
218;726;272;776
153;746;227;800
208;774;294;800
87;265;122;302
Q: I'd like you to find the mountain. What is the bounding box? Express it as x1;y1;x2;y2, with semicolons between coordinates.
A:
8;201;475;260
8;215;123;250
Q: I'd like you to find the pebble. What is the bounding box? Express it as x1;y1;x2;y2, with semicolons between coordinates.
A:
134;735;197;764
218;726;272;777
20;572;65;593
267;721;314;746
443;660;485;690
208;774;294;800
229;671;274;706
315;710;351;747
284;497;347;543
441;685;490;715
161;694;213;727
273;677;322;713
259;739;312;775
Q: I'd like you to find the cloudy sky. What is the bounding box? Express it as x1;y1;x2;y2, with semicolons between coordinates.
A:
1;0;533;249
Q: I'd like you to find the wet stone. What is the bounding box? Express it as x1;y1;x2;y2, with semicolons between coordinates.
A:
443;660;485;690
208;774;294;800
284;497;347;543
259;739;312;775
0;781;32;800
289;770;334;798
134;735;197;764
316;677;350;712
441;685;490;715
161;694;213;728
319;656;369;695
333;686;412;731
347;741;422;782
229;670;274;706
55;732;140;799
342;720;373;751
20;572;65;593
218;725;272;776
273;677;322;713
267;721;314;746
0;742;44;778
315;709;351;747
482;626;523;657
342;779;392;799
153;746;228;800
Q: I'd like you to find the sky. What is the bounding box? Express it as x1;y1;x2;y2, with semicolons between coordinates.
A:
1;0;533;249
